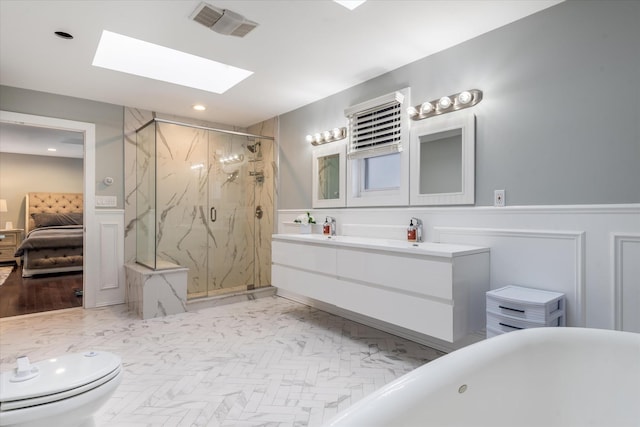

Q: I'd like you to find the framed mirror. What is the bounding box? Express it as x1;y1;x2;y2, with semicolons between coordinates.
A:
312;141;346;208
410;111;475;205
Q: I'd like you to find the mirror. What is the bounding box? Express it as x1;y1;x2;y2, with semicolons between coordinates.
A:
419;128;462;194
410;111;475;205
318;153;340;200
312;141;346;208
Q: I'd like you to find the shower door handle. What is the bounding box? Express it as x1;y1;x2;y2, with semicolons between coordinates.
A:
210;207;217;222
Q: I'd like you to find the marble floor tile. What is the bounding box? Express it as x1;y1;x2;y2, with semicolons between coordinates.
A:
0;296;443;426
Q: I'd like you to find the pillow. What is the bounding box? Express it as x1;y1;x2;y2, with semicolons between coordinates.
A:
31;212;83;228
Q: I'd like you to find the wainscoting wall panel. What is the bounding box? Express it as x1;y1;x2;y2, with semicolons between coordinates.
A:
277;204;640;331
612;233;640;332
94;209;125;307
434;227;585;327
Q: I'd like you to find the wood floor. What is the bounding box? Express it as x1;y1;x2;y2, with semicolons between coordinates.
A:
0;264;83;318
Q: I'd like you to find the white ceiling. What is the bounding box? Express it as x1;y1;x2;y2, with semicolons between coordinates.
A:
0;0;561;134
0;122;84;159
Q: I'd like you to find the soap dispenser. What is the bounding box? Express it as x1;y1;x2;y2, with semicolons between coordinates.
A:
323;217;331;236
407;220;417;242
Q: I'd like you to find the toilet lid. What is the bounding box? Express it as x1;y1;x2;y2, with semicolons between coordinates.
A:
0;351;121;411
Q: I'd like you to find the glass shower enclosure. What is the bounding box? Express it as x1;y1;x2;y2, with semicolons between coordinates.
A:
135;118;274;299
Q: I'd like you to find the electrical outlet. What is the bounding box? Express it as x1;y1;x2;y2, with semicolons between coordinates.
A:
494;189;505;207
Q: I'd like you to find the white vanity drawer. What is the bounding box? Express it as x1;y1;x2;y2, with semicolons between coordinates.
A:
486;285;565;323
487;311;562;333
272;240;336;275
336;248;453;299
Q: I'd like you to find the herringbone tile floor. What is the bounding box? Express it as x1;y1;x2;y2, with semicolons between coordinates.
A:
0;296;443;426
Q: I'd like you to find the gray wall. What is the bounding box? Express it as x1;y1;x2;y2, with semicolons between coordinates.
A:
0;85;125;208
278;0;640;209
0;152;83;229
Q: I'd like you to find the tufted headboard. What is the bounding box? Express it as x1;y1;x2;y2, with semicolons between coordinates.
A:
25;192;83;234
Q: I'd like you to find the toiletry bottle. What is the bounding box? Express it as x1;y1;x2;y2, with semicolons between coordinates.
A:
323;217;331;235
407;220;417;242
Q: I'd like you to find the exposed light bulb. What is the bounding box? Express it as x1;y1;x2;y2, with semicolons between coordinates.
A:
314;133;322;144
323;130;332;141
305;134;314;143
406;106;418;117
332;128;343;139
438;96;452;109
457;91;472;105
419;102;434;115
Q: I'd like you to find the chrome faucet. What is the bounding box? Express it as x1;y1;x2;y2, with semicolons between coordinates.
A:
411;217;423;242
326;216;337;236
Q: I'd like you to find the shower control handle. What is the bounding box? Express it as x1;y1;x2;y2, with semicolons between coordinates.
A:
210;207;217;222
255;205;263;219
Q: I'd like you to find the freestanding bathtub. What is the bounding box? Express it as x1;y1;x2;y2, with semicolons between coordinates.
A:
325;327;640;427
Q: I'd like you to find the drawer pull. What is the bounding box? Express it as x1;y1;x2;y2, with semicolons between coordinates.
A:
498;305;525;313
499;322;524;330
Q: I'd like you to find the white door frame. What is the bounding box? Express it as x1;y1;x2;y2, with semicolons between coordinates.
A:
0;110;97;308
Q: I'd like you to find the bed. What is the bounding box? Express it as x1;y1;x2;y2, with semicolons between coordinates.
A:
15;192;84;277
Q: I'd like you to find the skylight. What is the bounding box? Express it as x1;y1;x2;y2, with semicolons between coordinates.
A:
334;0;367;10
92;30;253;94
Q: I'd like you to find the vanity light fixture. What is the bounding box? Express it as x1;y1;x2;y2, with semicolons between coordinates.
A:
219;154;244;165
407;89;483;121
306;126;347;146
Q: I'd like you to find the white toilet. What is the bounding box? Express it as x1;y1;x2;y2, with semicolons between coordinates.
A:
0;351;122;427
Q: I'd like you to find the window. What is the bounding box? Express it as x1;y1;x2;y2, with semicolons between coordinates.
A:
345;88;410;206
363;153;401;190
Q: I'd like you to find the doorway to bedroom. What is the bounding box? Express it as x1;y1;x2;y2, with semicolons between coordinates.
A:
0;111;98;318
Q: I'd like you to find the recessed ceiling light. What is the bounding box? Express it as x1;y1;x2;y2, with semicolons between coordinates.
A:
48;148;57;152
334;0;367;10
193;104;206;111
92;30;253;94
54;31;74;40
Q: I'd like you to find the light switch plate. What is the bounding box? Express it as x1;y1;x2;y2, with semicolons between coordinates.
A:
96;196;117;207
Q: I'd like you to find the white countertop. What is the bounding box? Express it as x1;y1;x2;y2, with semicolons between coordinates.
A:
272;233;489;258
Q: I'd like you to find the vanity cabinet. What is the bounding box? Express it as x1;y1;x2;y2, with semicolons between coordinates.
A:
272;235;489;343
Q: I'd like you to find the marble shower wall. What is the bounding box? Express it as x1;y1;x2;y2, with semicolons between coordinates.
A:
248;119;277;289
124;107;276;299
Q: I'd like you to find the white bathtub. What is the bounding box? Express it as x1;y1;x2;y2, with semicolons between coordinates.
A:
325;327;640;427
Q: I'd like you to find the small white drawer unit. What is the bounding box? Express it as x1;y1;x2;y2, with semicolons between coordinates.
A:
486;285;565;338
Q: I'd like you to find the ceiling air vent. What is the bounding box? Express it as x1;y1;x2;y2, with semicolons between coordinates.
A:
190;2;258;38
